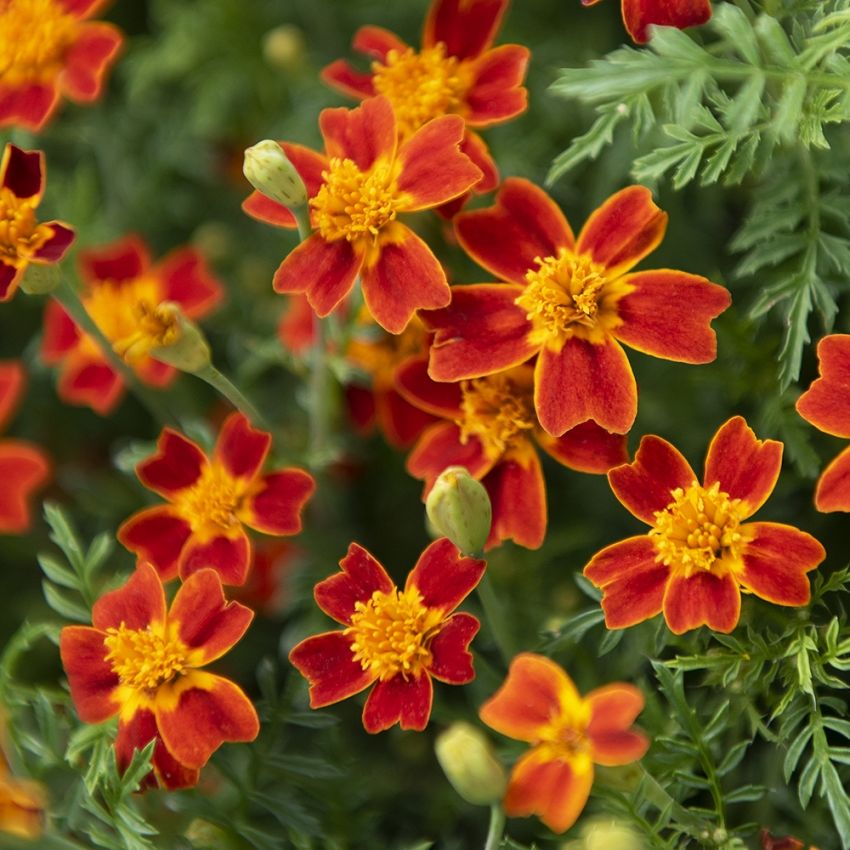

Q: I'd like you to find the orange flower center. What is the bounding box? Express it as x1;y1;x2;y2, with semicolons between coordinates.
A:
457;372;535;460
372;44;472;137
0;0;79;86
103;623;188;692
344;587;444;681
0;188;51;265
536;702;593;768
347;318;425;387
515;250;632;349
650;482;750;578
173;464;245;538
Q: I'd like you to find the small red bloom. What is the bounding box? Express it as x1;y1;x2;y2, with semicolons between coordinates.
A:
480;653;648;834
40;235;223;414
581;0;712;44
425;179;730;437
584;417;825;634
118;413;315;586
289;538;485;733
0;0;123;131
398;359;627;549
242;95;482;334
60;563;258;790
760;829;818;850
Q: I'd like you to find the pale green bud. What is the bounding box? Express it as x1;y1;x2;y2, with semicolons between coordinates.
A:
243;140;307;208
20;263;61;295
581;820;646;850
435;722;506;806
426;466;491;557
185;819;231;849
147;304;211;374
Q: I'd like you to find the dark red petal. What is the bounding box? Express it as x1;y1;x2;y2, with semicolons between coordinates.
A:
623;0;713;44
428;612;480;684
406;537;486;614
484;447;547;550
461;131;499;194
0;261;23;302
0;145;43;199
796;334;850;438
59;626;119;723
319;95;397;171
56;358;124;415
79;235;149;285
242;190;297;229
345;384;376;434
465;45;530;126
395;355;463;418
663;571;741;634
407;422;495;493
136;429;206;497
362;673;433;733
32;222;76;262
56;0;111;17
321;59;376;99
215;412;270;481
0;83;59;132
0;441;50;534
0;361;24;430
156;247;223;318
352;25;408;61
314;542;394;625
178;532;251;587
536;420;629;474
243;469;315;534
816;446;850;512
278;294;316;355
92;562;167;631
40;300;79;362
60;22;123;102
423;0;508;58
374;386;438;448
288;631;375;707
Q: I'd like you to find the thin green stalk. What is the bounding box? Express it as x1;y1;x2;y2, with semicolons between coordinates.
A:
476;574;514;667
484;804;505;850
196;364;271;431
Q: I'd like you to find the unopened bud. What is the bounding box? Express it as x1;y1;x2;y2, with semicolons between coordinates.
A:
581;819;646;850
243;140;307;208
185;818;230;848
435;723;506;806
148;305;211;374
20;263;61;295
426;466;491;557
263;24;306;71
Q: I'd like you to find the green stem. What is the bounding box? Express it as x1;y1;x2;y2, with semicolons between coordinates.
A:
484;804;505;850
476;574;514;667
196;364;271;431
638;767;706;833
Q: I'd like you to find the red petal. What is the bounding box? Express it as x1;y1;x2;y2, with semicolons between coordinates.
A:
244;469;315;534
455;178;575;285
407;422;495;492
59;626;119;723
623;0;712;44
0;261;23;302
214;412;270;481
278;294;316;355
92;562;167;631
576;186;667;277
57;357;124;415
704;416;783;517
461;131;499;194
374;386;438;447
32;222;76;262
465;45;530;126
0;361;24;430
797;334;850;437
156;247;223;318
534;337;637;436
178;532;251;587
406;537;485;614
362;673;433;733
536;420;629;474
137;429;206;497
345;384;376;434
395;355;463;418
663;571;741;634
608;435;696;524
586;683;644;732
815;446;850;512
615;270;730;363
319;95;397;171
288;630;375;707
41;300;79;362
55;0;111;17
0;83;59;132
587;728;648;766
428;613;480;684
0;441;49;534
282;142;330;199
60;22;123;102
739;523;824;606
423;0;508;59
79;235;149;285
484;447;547;550
314;542;395;625
0;145;44;199
352;25;407;61
242;190;297;229
321;60;375;100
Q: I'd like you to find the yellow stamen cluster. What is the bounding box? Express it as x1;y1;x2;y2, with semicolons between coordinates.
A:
536;701;593;768
345;588;444;681
0;188;50;264
372;44;472;137
174;464;243;537
112;302;182;362
103;623;187;692
650;481;749;578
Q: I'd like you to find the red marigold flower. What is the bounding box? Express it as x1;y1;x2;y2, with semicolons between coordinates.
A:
118;413;315;586
796;334;850;513
0;361;50;534
59;563;259;790
425;178;731;436
760;829;819;850
0;759;45;839
0;0;123;131
289;538;485;733
583;417;825;634
0;144;75;302
40;234;223;415
480;653;648;834
242;95;483;334
397;359;627;549
581;0;712;44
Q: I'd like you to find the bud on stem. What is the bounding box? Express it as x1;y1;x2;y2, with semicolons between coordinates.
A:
426;466;492;557
435;722;506;806
243;140;308;208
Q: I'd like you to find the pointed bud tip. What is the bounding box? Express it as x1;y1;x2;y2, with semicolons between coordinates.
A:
243;140;307;208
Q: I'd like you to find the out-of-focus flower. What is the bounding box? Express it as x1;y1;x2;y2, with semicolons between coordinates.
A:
583;417;825;634
242;95;482;333
289;538;485;733
0;362;50;534
263;24;306;71
233;539;301;615
60;563;259;790
118;413;315;586
566;819;646;850
480;653;648;833
399;359;627;549
435;722;506;805
425;178;731;436
40;235;223;414
0;0;123;131
277;294;316;357
796;335;850;512
0;144;74;302
0;719;46;840
760;829;818;850
581;0;712;44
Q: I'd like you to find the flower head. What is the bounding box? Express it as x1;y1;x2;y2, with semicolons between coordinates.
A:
118;413;315;586
289;538;485;733
59;563;259;790
0;0;123;131
583;416;825;634
581;0;712;44
480;653;648;833
0;720;46;840
425;178;731;436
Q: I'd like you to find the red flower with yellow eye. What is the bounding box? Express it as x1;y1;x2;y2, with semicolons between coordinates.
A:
796;335;850;513
40;235;223;415
583;417;825;634
118;413;315;587
242;95;482;334
60;563;259;790
0;362;50;534
396;359;627;549
480;653;648;834
424;178;731;437
0;0;123;131
1;144;75;302
581;0;712;44
289;538;485;733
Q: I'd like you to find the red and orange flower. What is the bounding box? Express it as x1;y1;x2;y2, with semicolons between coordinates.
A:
397;359;627;549
584;417;825;634
0;0;123;131
60;563;259;790
41;235;223;414
1;144;75;302
480;653;648;834
581;0;712;44
425;178;731;437
289;538;485;733
242;95;482;333
118;413;314;586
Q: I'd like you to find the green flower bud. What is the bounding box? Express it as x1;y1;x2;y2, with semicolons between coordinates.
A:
147;304;212;374
580;820;646;850
19;263;61;295
243;140;307;208
426;466;492;557
185;819;231;849
435;722;506;806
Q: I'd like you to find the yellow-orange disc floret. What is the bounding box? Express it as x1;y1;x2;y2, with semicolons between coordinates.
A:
103;623;189;692
0;188;51;265
172;465;246;540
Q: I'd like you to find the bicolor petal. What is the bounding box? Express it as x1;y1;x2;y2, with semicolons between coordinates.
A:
136;430;205;497
156;248;223;318
117;508;192;582
405;537;485;614
215;413;271;482
243;469;315;535
815;446;850;512
484;447;547;550
407;422;495;492
362;673;433;733
59;626;119;723
0;441;50;534
465;44;530;126
92;562;167;632
622;0;712;44
423;0;508;59
536;420;629;474
428;613;480;684
79;235;149;285
796;334;850;438
288;631;375;707
662;571;741;634
178;532;251;587
319;96;397;171
60;21;123;102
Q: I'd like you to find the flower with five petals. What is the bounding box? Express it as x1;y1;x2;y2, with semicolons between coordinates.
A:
581;0;712;44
